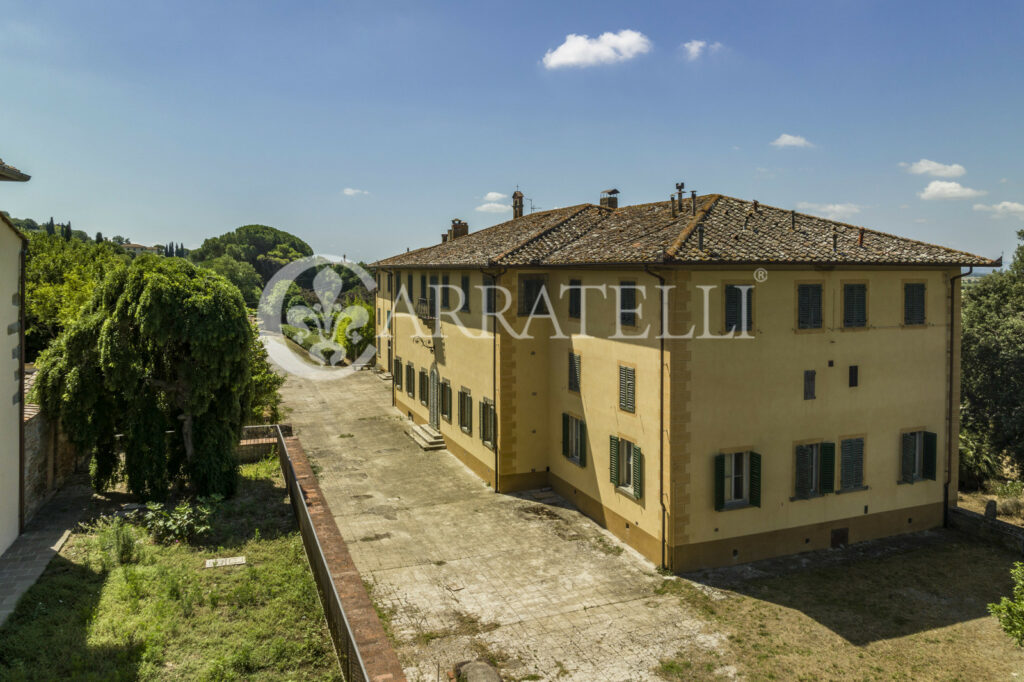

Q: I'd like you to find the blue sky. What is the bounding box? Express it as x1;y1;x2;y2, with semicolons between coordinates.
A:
1;0;1022;265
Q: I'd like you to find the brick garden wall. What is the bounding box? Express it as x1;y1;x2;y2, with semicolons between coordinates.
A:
22;412;82;525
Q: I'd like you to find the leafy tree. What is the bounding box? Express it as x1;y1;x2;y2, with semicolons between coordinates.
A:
24;232;130;359
247;326;284;423
196;255;263;307
34;256;256;499
62;223;71;241
189;224;313;284
990;562;1024;646
95;232;103;243
960;229;1024;481
45;218;55;236
111;235;128;245
335;297;375;362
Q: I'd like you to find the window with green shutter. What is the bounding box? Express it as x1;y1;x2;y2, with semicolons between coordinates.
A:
843;283;867;328
419;369;428;405
441;274;450;309
725;285;754;333
840;437;865;490
406;363;415;397
901;430;937;482
393;357;402;388
458;388;472;434
797;284;823;329
611;437;642;499
440;380;452;422
568;352;581;392
804;370;816;400
716;451;759;510
460;275;471;312
619;366;636;412
518;275;548;315
794;442;834;498
619;281;637;327
568;279;581;319
480;399;496;449
904;283;926;325
562;414;586;466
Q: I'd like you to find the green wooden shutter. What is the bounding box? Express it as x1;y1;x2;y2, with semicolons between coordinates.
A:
845;284;867;327
574;354;582;391
460;275;470;312
820;442;835;494
618;367;635;412
901;432;916;483
749;452;761;507
562;414;569;456
795;445;813;498
797;285;811;329
632;447;643;499
609;436;620;485
904;283;925;325
479;401;485;441
441;274;450;309
714;454;726;511
804;370;815;400
578;421;587;467
725;285;740;331
923;431;937;480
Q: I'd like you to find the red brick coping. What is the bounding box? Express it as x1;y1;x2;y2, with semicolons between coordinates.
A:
281;436;406;682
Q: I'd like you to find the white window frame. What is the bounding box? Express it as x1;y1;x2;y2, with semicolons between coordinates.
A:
724;451;750;505
566;416;585;464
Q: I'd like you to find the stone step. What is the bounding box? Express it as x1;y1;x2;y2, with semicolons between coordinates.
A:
408;426;445;451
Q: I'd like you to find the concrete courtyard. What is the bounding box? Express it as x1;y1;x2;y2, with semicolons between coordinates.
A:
280;368;723;681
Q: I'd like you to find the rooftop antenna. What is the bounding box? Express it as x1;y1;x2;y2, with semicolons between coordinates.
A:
527;198;542;213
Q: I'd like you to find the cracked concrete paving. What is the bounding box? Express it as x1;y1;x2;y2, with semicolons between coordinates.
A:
281;369;724;681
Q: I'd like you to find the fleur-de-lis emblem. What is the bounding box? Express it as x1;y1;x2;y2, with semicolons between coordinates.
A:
285;267;347;365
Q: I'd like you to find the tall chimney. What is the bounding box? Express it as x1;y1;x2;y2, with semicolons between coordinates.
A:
512;190;524;219
448;219;469;241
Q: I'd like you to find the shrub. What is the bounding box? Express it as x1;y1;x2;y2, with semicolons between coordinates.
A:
90;516;142;570
141;496;221;545
991;562;1024;646
989;480;1024;498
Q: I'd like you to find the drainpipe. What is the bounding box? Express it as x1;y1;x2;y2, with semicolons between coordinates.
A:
945;266;972;527
18;240;26;533
643;265;668;571
480;266;506;493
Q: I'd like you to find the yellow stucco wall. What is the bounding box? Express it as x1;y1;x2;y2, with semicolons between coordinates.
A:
376;263;962;570
0;223;22;555
674;266;958;566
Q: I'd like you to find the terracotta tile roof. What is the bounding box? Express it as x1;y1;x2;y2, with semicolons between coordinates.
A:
373;194;996;268
0;158;30;182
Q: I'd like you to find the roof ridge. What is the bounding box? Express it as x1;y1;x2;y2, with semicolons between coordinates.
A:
491;205;601;265
666;194;722;259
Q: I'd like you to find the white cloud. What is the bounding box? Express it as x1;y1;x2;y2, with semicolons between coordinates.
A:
682;40;722;61
475;202;510;213
796;202;861;221
482;191;508;202
918;181;986;200
342;187;369;196
542;29;651;69
900;159;966;178
973;201;1024;218
771;133;813;148
1001;178;1009;184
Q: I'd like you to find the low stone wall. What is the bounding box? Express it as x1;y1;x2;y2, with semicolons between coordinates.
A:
278;432;406;682
23;412;83;525
949;506;1024;555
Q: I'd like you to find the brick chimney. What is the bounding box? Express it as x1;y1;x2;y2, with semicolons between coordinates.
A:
447;219;469;241
512;190;524;219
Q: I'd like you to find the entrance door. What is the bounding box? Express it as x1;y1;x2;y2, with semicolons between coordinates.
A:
429;366;440;430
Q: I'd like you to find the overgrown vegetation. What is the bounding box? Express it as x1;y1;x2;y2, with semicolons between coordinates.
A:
34;257;277;499
990;562;1024;646
960;229;1024;487
0;457;342;681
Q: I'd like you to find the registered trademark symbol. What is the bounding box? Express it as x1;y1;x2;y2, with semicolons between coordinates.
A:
754;268;768;283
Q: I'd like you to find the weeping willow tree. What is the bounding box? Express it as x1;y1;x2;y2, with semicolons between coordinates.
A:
35;255;255;499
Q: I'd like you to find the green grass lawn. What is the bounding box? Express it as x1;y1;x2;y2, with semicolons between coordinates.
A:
0;457;343;681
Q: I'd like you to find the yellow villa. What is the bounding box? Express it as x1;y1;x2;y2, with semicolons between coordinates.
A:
372;189;996;571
